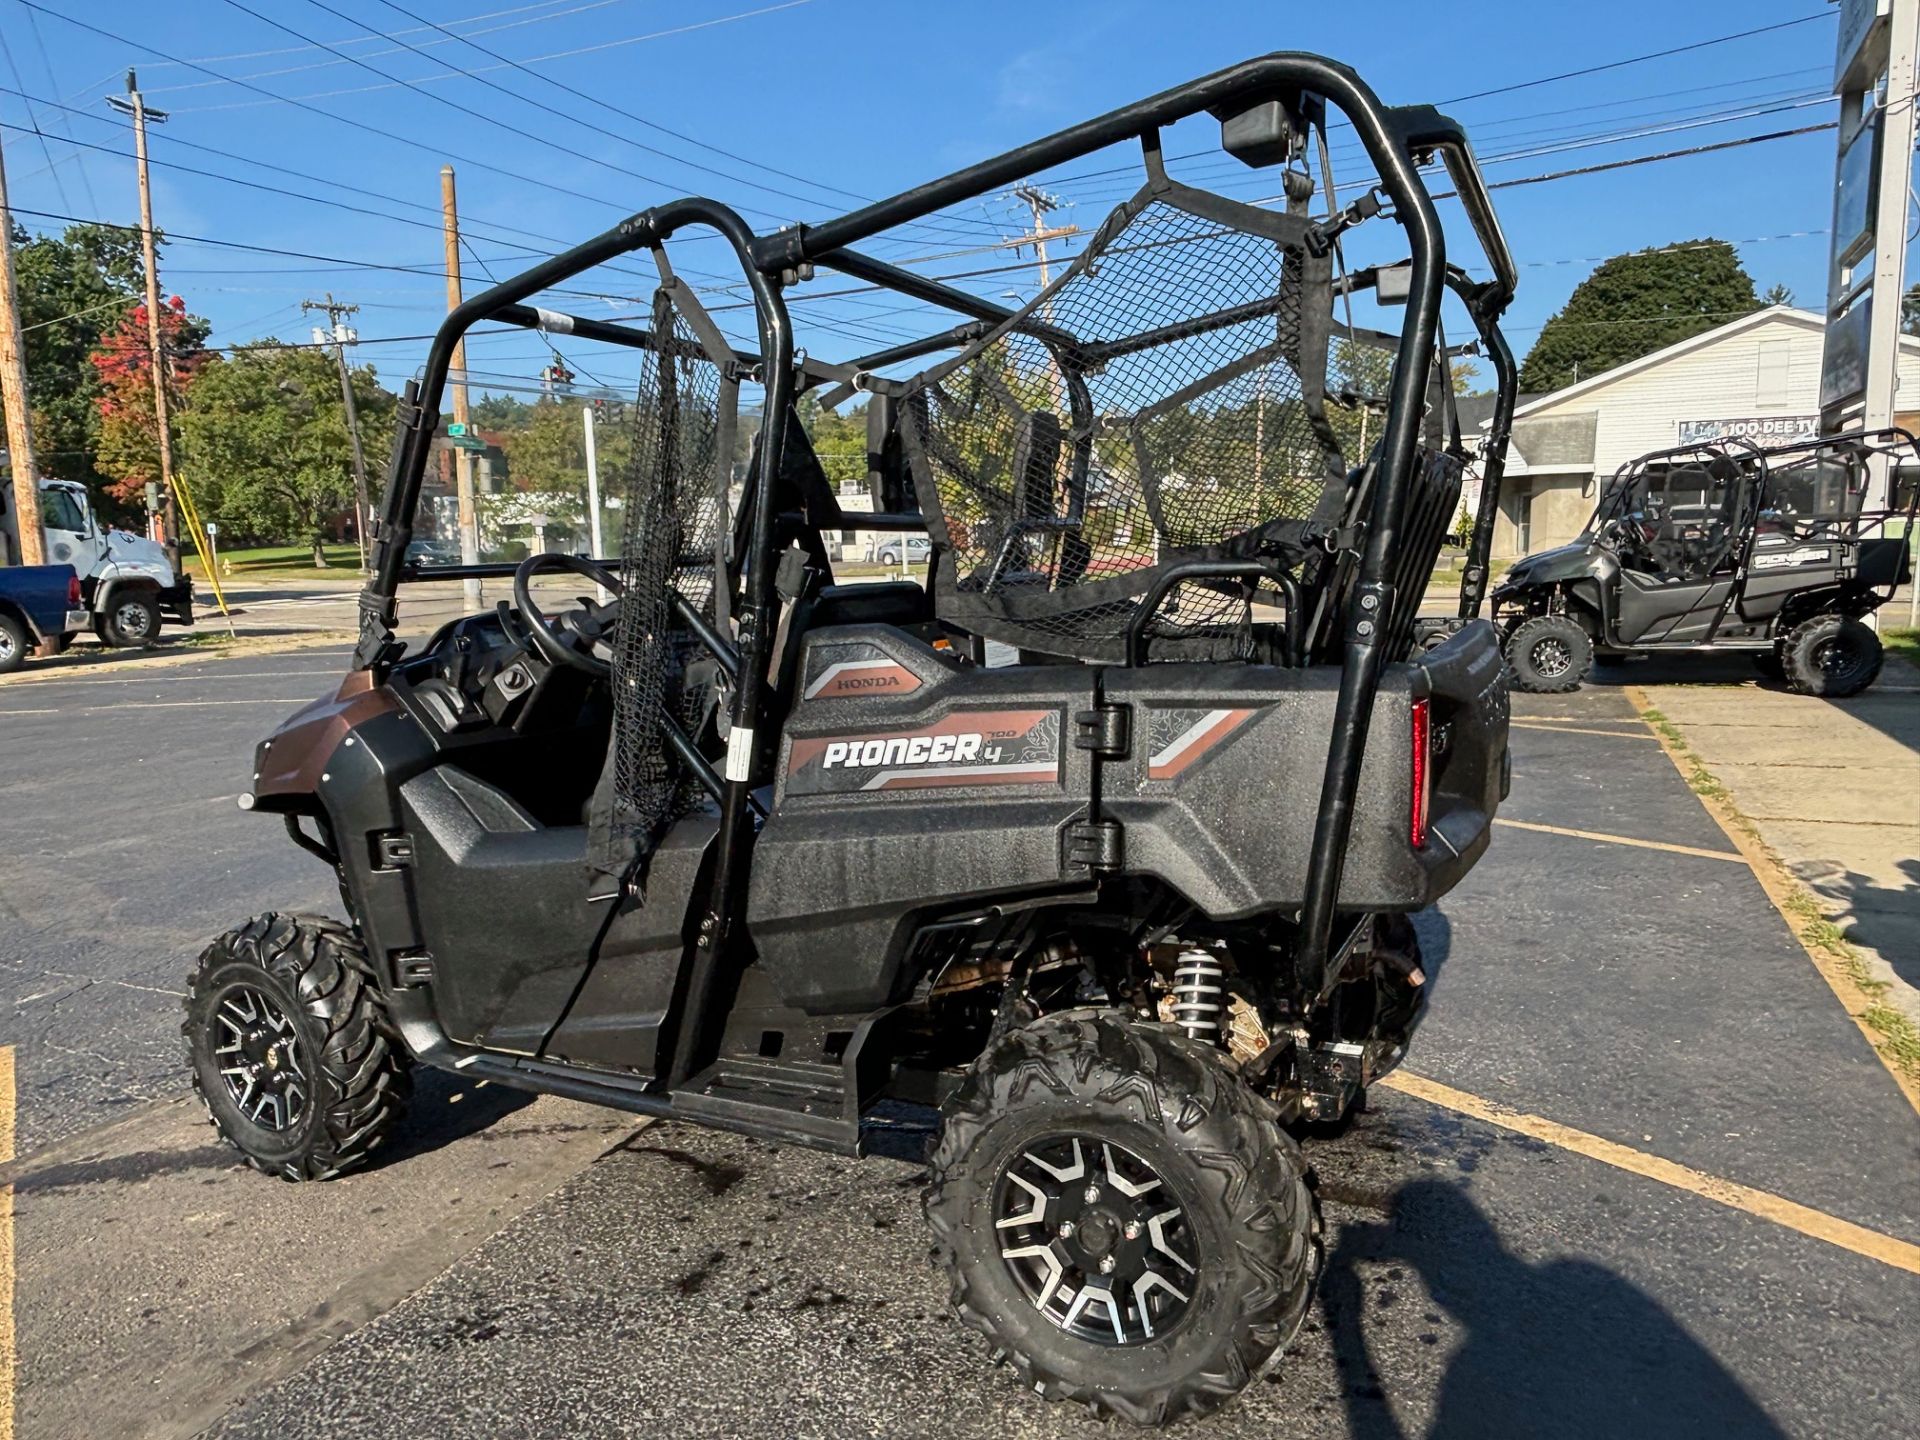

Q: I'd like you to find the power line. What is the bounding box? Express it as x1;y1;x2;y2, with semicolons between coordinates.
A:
211;0;787;219
1441;11;1831;105
21;3;98;212
166;0;818;115
20;0;740;233
141;0;632;89
361;0;1001;246
0;28;68;211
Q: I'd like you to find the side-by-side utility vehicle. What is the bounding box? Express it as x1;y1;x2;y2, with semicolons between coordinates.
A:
1492;430;1917;695
188;54;1519;1423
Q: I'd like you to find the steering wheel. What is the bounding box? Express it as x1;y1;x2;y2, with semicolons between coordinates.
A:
511;552;624;678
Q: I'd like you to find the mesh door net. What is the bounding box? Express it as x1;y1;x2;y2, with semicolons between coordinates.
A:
591;288;737;873
894;175;1353;661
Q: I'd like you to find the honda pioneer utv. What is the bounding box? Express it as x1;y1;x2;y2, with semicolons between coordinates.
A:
1492;429;1919;695
188;54;1519;1424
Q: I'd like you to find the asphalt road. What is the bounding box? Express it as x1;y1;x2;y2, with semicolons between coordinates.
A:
0;646;1915;1438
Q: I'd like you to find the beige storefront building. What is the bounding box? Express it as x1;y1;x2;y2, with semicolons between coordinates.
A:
1476;306;1920;559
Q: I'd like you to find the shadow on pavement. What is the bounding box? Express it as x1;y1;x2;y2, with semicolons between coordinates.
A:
1322;1178;1785;1440
364;1067;538;1171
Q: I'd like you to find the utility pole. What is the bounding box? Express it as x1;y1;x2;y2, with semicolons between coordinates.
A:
0;130;48;576
1011;185;1074;317
303;294;372;571
107;72;177;564
440;165;482;607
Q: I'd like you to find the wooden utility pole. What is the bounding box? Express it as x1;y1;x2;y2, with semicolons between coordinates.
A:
302;294;372;571
440;165;481;607
109;72;177;561
0;130;47;571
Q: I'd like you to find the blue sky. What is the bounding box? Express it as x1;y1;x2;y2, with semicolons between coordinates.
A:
0;0;1857;395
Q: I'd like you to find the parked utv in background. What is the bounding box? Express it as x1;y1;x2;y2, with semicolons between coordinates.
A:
187;53;1521;1424
1492;430;1918;695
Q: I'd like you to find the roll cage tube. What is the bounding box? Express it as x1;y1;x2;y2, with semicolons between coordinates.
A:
349;52;1518;1008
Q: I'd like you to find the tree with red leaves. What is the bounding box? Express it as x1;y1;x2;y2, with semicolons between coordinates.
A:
89;295;211;506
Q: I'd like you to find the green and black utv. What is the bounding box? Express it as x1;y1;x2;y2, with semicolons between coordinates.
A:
187;53;1520;1423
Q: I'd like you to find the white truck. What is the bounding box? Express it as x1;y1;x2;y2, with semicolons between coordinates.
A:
0;474;194;647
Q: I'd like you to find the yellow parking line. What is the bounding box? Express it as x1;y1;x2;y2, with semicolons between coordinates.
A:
1493;816;1745;862
1380;1069;1920;1277
1510;721;1658;740
1;1046;14;1440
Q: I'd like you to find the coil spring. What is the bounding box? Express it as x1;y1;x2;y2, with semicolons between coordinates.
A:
1170;951;1225;1043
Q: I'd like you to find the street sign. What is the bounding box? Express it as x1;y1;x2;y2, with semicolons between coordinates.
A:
447;422;471;436
205;522;217;536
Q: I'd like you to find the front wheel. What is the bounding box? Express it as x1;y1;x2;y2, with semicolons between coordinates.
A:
926;1014;1321;1425
101;592;160;647
1504;613;1594;693
1780;615;1882;697
184;913;410;1181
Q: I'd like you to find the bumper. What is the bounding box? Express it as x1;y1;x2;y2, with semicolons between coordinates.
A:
157;577;194;627
63;608;90;633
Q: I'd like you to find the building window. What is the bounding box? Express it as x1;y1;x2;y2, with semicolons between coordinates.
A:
1755;338;1793;408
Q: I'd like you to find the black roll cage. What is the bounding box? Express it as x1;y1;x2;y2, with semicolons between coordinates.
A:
354;51;1521;1018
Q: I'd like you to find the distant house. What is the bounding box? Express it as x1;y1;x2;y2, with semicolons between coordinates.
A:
1475;306;1920;558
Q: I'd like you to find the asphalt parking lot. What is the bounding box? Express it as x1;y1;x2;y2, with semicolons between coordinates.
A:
1;645;1915;1438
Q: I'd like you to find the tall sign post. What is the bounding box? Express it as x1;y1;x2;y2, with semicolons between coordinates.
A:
1821;1;1920;469
1819;0;1920;625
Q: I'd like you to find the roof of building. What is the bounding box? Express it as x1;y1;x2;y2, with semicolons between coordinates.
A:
1509;305;1827;422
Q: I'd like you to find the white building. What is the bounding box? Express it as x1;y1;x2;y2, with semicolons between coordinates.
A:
1482;306;1920;558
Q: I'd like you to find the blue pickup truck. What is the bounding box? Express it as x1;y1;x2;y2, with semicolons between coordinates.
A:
0;563;89;674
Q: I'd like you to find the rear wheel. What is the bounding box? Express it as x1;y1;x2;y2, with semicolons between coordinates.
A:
1505;613;1593;693
184;913;410;1181
0;612;28;674
1780;615;1882;697
927;1014;1321;1425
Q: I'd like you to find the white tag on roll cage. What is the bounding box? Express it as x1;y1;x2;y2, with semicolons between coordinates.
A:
530;306;574;335
724;727;755;782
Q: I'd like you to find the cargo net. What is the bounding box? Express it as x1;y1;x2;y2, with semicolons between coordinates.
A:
896;180;1355;661
591;290;734;872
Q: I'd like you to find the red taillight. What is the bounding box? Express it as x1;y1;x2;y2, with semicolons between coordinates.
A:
1410;697;1432;849
67;574;81;605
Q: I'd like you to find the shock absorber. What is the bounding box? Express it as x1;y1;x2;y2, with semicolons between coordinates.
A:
1170;950;1225;1044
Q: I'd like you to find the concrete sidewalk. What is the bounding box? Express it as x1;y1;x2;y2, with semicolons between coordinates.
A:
1628;654;1920;1030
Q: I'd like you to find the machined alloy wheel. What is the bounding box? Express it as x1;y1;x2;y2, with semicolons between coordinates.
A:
927;1013;1321;1425
994;1135;1196;1346
185;913;410;1181
209;983;309;1132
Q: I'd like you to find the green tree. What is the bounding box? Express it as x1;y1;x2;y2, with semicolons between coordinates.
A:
1518;239;1761;393
177;341;396;564
1903;282;1920;337
4;222;147;506
1762;283;1795;308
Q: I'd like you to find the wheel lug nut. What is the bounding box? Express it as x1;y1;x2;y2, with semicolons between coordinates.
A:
1099;1255;1117;1274
1057;1221;1075;1239
1083;1184;1101;1204
1124;1220;1143;1240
